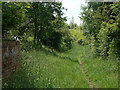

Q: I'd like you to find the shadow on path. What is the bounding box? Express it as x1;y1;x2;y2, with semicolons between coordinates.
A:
40;47;79;63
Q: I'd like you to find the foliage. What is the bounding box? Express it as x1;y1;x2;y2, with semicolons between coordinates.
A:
26;2;66;45
57;24;73;52
70;27;86;45
80;2;120;58
2;2;119;88
20;24;73;52
2;2;26;38
2;2;73;51
69;16;78;29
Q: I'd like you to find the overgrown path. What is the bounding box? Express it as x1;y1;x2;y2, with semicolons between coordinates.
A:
78;60;96;88
4;44;90;88
3;44;118;88
43;44;97;88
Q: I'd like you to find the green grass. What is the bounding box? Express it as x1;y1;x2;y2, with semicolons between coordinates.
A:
3;43;118;88
3;43;89;88
80;45;118;88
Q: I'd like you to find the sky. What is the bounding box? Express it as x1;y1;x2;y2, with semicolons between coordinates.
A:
62;0;87;26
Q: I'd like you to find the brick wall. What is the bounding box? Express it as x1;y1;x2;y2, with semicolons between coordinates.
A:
2;40;20;80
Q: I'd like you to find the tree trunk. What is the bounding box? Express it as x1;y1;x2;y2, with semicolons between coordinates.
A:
33;3;38;44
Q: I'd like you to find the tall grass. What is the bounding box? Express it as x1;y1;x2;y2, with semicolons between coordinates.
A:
3;43;89;88
3;43;118;88
80;45;118;88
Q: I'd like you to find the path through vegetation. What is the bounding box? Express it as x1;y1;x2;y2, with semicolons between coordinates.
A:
3;43;118;88
2;2;119;88
78;60;94;88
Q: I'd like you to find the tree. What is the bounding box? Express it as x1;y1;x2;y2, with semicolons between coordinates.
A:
69;16;78;29
2;2;25;38
80;2;120;58
2;2;73;51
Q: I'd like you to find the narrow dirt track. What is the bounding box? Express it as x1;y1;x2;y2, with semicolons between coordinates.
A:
78;60;97;88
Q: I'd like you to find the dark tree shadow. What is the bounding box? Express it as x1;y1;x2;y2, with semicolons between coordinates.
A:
40;47;79;63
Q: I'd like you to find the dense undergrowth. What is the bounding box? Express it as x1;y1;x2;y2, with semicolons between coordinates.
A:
81;2;120;58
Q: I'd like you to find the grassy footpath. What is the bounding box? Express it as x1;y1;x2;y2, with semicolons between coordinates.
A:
3;43;89;88
3;43;118;88
80;45;118;88
53;43;118;88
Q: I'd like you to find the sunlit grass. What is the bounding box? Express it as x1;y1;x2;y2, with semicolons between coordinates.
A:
80;45;118;88
3;43;118;88
3;43;89;88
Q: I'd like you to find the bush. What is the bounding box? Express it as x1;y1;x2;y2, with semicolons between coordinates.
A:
59;34;73;52
81;2;120;58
